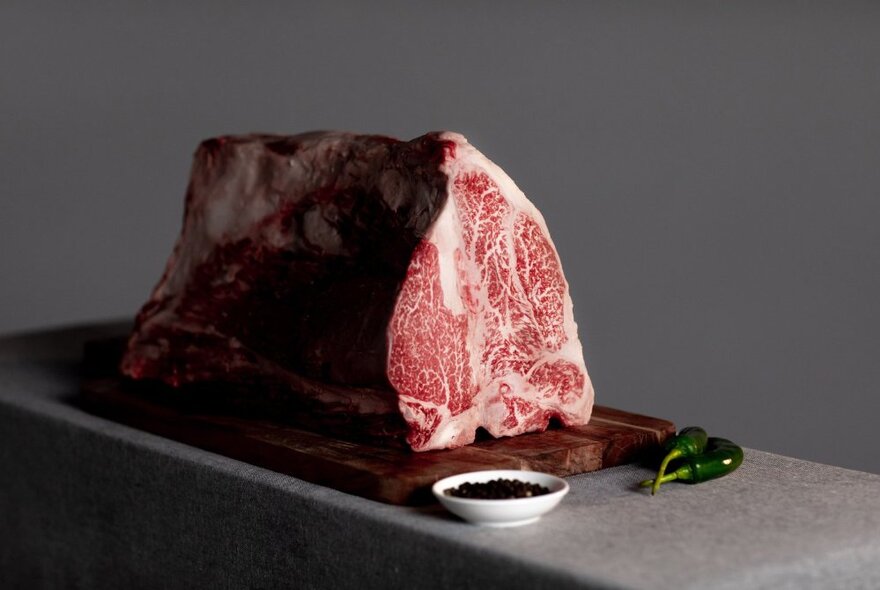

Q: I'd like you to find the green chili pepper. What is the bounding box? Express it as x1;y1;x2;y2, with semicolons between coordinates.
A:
650;426;708;495
640;437;744;493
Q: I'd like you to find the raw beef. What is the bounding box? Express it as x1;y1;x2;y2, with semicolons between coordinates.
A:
121;131;594;451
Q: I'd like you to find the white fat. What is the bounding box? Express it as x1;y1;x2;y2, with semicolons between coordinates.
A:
204;169;277;243
438;132;544;229
424;205;465;314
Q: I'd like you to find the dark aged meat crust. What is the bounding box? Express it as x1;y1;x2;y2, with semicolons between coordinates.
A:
121;131;594;451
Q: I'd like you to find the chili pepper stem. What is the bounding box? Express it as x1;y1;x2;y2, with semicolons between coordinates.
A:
652;448;683;496
639;472;681;490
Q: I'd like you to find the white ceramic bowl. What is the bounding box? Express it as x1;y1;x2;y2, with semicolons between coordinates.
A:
432;469;569;527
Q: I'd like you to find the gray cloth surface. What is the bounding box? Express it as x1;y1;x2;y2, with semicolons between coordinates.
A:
1;323;879;590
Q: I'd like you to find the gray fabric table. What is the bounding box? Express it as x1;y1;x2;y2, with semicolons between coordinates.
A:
2;323;879;590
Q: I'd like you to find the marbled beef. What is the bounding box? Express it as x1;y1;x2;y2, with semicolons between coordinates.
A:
122;131;595;451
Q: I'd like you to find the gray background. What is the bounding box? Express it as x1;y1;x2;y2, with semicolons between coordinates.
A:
2;2;878;473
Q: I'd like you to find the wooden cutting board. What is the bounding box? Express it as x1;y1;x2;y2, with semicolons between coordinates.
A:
79;339;675;505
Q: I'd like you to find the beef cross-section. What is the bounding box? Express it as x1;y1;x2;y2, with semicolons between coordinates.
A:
121;131;595;451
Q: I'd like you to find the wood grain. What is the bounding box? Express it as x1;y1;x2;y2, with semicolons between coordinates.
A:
79;340;675;505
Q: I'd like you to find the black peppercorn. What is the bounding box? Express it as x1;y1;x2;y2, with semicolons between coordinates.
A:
444;478;551;499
